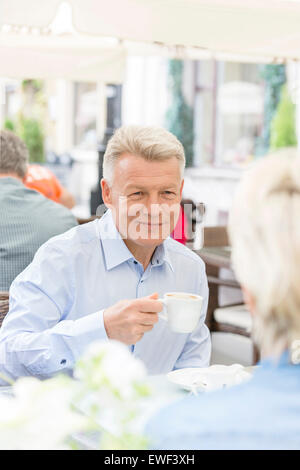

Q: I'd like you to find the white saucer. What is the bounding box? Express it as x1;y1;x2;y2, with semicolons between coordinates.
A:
167;364;252;392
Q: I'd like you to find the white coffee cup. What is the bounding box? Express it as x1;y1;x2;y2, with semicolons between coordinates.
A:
158;292;203;333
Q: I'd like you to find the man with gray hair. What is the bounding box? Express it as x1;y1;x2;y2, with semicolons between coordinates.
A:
0;125;210;383
0;130;77;291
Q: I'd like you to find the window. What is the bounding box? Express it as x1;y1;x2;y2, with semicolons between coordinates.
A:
216;63;264;166
74;82;97;148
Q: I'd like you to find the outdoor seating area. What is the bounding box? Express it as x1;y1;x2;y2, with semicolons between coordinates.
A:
198;226;258;365
1;0;300;454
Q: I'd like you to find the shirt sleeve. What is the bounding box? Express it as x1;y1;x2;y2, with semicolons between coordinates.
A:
172;261;211;370
0;242;108;384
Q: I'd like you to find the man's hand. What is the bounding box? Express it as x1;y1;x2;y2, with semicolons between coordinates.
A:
103;292;162;345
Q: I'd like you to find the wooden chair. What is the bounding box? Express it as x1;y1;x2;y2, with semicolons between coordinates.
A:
203;225;229;248
198;226;241;328
196;226;259;364
76;215;99;225
0;292;9;328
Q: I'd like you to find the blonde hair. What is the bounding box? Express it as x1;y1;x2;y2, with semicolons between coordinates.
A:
103;125;185;184
228;149;300;356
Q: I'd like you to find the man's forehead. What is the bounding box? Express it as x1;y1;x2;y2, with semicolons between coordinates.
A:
123;180;178;191
120;168;181;191
114;153;181;178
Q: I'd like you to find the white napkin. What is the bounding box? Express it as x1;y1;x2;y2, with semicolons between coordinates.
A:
167;364;253;394
192;364;252;392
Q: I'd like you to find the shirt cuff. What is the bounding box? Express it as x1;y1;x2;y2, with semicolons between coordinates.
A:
72;309;108;358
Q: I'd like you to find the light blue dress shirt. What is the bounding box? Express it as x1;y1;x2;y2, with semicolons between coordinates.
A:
0;209;210;384
146;351;300;450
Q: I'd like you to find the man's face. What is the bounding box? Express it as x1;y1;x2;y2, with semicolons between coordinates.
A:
101;153;184;248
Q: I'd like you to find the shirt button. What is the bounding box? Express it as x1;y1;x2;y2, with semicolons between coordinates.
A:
134;261;138;264
60;359;67;365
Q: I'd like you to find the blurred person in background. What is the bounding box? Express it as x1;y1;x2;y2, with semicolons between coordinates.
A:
0;130;77;292
24;164;76;209
146;151;300;450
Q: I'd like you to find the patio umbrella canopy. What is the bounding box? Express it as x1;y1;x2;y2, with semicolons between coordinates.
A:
0;32;126;82
1;0;300;63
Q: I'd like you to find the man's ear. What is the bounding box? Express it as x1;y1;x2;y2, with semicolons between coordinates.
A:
101;178;112;208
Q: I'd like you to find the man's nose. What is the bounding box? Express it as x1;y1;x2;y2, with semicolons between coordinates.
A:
142;194;159;212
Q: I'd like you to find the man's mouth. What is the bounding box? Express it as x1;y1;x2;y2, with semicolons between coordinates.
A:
137;221;165;226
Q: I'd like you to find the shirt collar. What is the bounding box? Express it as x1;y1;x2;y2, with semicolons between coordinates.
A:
150;242;174;272
254;350;300;378
98;209;134;270
0;176;23;186
98;209;174;272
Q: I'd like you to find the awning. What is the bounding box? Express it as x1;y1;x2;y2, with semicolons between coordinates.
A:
1;0;300;63
0;32;126;83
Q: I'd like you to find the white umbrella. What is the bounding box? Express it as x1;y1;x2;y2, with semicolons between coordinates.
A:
1;0;300;63
0;31;126;83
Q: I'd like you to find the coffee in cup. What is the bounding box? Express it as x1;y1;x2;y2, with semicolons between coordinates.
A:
158;292;203;333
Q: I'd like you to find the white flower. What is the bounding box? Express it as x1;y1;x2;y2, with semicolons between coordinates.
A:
73;340;151;440
0;340;150;450
0;376;89;450
74;340;147;397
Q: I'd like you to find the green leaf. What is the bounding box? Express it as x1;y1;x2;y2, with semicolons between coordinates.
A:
16;117;45;163
270;85;297;150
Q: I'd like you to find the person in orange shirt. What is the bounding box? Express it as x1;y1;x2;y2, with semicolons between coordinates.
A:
24;164;76;209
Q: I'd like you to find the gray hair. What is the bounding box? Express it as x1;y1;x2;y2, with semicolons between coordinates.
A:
103;125;185;184
228;150;300;357
0;130;29;178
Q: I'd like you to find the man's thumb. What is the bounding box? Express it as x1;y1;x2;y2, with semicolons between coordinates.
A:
148;292;159;300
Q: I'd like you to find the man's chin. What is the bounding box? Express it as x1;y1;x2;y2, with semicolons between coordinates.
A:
128;235;169;247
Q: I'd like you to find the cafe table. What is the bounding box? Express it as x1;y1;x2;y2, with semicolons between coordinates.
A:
0;366;255;450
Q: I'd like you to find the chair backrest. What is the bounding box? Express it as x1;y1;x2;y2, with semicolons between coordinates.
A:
203;226;229;247
0;292;9;328
76;216;100;225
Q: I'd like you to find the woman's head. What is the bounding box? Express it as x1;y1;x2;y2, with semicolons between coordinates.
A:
228;150;300;357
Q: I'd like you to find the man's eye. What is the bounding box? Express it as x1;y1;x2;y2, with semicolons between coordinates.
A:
130;192;143;197
162;191;176;197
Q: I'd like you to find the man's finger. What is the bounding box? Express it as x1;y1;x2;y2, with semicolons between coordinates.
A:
142;324;155;333
138;324;155;333
136;298;163;313
137;312;159;325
